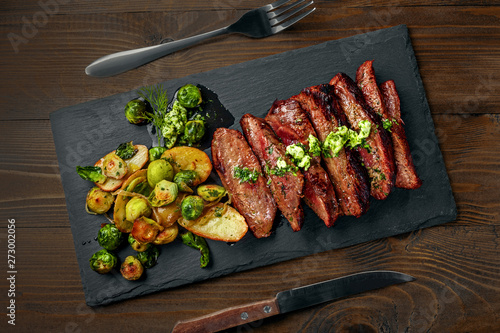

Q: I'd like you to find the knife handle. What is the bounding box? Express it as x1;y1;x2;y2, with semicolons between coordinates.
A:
171;297;280;333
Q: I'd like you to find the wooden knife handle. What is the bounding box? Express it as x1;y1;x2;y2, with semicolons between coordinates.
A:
171;297;280;333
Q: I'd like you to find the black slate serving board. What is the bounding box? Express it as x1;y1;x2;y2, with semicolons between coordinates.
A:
50;25;456;307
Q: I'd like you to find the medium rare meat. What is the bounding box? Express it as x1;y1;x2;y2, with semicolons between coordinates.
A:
330;73;395;200
211;128;277;238
293;84;370;218
380;80;422;189
265;99;340;227
240;113;304;231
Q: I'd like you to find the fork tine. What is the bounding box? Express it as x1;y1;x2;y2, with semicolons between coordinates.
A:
267;0;305;19
270;6;316;34
260;0;293;11
269;0;314;26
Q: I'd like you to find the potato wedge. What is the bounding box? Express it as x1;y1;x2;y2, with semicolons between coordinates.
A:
151;193;187;228
113;169;147;233
178;203;248;242
94;145;149;192
161;146;212;186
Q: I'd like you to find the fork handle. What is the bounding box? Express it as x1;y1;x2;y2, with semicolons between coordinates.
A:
85;26;229;77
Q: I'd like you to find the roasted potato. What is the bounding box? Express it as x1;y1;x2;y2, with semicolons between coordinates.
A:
161;146;212;186
178;203;248;242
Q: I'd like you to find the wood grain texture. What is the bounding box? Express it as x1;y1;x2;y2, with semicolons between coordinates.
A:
1;4;500;120
0;0;499;332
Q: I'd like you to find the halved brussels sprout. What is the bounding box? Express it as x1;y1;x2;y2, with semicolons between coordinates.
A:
153;223;179;245
148;179;178;207
113;169;147;233
128;234;150;252
97;224;123;251
120;256;144;281
177;84;202;108
136;246;160;269
125;197;152;222
181;195;205;220
147;159;174;187
182;120;205;145
86;186;114;214
148;147;167;162
197;185;226;202
131;216;164;244
173;170;198;193
89;249;117;274
125;99;149;125
102;153;128;180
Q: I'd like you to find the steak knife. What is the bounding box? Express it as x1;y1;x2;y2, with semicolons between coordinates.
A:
171;270;415;333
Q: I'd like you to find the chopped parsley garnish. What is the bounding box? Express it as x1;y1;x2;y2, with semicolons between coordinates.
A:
382;118;397;132
233;166;260;184
265;158;298;177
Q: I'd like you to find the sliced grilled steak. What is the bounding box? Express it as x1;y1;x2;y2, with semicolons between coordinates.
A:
211;128;277;238
330;73;395;200
265;99;340;227
293;84;370;217
240;113;304;231
356;60;389;118
380;80;422;189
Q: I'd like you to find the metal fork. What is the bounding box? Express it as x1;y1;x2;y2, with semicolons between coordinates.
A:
85;0;315;77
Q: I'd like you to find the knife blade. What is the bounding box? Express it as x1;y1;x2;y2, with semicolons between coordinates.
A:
171;270;415;333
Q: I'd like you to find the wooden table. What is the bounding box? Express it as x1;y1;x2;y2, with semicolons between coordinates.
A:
1;0;499;332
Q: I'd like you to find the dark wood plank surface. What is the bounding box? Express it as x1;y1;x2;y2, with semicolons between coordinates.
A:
1;0;499;332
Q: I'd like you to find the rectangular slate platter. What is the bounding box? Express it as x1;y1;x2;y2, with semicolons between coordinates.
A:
50;25;457;307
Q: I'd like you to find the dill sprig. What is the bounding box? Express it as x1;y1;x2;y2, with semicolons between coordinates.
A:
139;84;169;145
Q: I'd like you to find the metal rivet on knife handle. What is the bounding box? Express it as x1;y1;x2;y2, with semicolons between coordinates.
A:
240;312;249;320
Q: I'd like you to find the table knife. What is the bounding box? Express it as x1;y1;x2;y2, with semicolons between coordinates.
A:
171;270;415;333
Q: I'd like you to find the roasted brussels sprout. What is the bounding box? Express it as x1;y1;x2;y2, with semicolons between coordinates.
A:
131;216;164;244
125;197;152;221
148;146;167;162
89;249;117;274
128;234;150;252
76;166;107;184
148;179;178;207
173;170;198;192
147;159;174;187
86;186;114;214
115;141;138;159
136;245;160;269
153;223;179;245
120;255;144;281
102;153;128;180
197;184;226;202
177;84;202;108
125;99;149;125
97;223;123;251
181;195;205;220
182;120;205;145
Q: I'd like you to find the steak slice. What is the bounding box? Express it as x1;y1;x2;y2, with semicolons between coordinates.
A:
380;80;422;189
211;127;276;238
330;73;395;200
240;113;304;231
293;84;370;218
356;60;390;119
265;99;340;227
